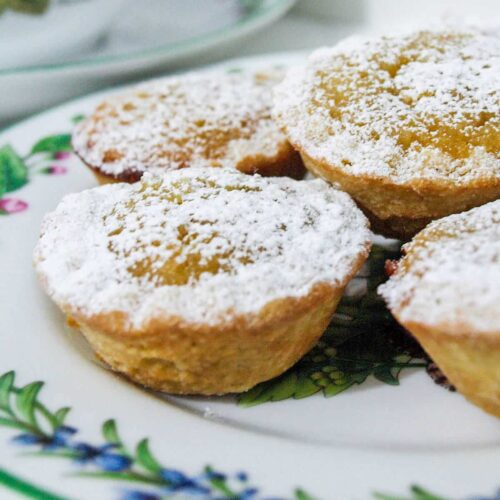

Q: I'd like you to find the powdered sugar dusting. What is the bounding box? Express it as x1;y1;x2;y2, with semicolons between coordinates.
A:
73;68;290;179
274;28;500;184
379;200;500;334
34;168;370;327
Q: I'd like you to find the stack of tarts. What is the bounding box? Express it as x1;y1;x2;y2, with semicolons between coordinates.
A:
35;28;500;417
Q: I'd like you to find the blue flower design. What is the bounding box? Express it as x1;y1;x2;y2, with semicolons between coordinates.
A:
237;472;249;482
469;490;500;500
13;425;76;450
121;491;161;500
238;487;259;499
204;469;227;482
72;443;132;472
160;468;210;495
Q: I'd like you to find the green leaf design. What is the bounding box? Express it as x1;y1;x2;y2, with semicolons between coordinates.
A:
238;244;429;407
53;407;71;428
203;466;233;496
373;485;450;500
102;419;121;444
374;366;400;385
295;489;316;500
373;494;408;500
236;385;265;407
30;134;72;155
238;372;300;407
71;114;86;124
135;439;162;474
7;0;50;15
410;485;449;500
102;418;130;457
15;381;43;427
323;379;357;397
293;375;321;399
0;145;29;195
0;371;14;413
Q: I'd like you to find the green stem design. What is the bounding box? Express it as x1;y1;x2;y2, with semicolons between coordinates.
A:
0;467;66;500
205;466;238;497
11;386;58;433
74;471;165;486
373;484;450;500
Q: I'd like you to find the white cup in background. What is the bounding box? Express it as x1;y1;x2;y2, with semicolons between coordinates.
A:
0;0;124;69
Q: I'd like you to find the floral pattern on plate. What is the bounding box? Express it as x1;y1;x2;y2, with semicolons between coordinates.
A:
0;115;84;215
0;371;313;499
0;371;497;500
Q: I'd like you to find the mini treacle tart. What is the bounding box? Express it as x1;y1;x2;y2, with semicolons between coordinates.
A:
34;168;370;395
380;200;500;417
274;29;500;239
73;69;304;184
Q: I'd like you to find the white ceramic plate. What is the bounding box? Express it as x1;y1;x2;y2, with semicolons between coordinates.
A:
0;53;499;500
0;0;296;124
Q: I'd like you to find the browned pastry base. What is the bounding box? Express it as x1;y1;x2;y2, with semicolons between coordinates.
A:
357;204;432;241
234;144;305;179
301;151;500;240
69;283;347;395
82;144;305;185
403;321;500;417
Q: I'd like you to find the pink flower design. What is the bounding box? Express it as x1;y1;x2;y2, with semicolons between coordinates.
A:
47;165;68;175
54;151;71;160
0;198;28;214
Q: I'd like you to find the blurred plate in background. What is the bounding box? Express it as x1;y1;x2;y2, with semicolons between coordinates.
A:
0;0;296;124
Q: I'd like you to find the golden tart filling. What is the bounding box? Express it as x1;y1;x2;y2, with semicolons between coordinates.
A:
105;177;262;286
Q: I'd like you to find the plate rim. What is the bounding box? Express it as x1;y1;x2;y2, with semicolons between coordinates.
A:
0;0;296;77
0;50;305;135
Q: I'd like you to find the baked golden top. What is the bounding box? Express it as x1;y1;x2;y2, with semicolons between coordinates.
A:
274;29;500;185
106;176;261;286
73;69;291;180
34;168;370;327
379;200;500;334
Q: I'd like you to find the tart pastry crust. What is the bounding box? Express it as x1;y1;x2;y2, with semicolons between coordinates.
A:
73;69;304;184
34;168;370;395
274;29;500;239
380;200;500;416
